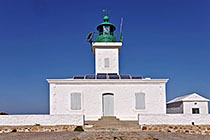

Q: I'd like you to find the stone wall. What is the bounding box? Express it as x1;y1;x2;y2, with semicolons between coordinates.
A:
140;125;210;135
0;114;83;126
1;125;210;136
0;125;76;133
138;114;210;125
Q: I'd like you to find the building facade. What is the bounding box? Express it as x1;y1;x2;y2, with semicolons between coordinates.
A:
47;15;168;121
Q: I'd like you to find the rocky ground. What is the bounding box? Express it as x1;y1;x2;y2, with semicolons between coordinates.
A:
1;131;210;140
144;131;210;140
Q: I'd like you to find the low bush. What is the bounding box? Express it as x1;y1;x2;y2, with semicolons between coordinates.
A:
35;123;40;126
12;129;17;132
74;126;84;131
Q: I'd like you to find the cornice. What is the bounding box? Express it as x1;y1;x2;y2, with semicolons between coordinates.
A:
46;79;169;85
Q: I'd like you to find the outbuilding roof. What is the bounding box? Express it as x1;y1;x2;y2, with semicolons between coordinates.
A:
167;93;210;104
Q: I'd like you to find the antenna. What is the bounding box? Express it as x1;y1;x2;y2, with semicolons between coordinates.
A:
120;17;123;42
120;17;123;33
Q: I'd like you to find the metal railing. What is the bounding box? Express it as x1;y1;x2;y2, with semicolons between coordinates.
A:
87;32;123;43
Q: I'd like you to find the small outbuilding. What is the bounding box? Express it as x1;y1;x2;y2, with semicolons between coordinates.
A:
167;93;209;114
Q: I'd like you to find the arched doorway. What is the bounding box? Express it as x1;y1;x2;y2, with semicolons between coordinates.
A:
102;93;114;116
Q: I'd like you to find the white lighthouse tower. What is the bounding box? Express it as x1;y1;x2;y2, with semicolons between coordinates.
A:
93;42;122;74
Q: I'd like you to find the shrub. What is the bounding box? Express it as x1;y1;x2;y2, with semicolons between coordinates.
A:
12;129;17;132
35;123;40;126
74;126;84;131
0;112;8;115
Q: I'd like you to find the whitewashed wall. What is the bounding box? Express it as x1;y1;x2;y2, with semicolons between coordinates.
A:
48;79;168;121
0;114;83;126
184;102;209;114
138;114;210;125
95;48;119;74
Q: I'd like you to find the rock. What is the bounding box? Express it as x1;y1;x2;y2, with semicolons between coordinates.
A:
142;126;147;131
0;112;8;115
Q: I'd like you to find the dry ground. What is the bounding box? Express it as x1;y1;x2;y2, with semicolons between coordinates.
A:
144;131;210;140
0;131;210;140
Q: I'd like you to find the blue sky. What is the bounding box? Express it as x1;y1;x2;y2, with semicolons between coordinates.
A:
0;0;210;114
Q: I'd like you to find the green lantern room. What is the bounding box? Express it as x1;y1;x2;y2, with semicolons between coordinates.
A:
96;15;116;42
87;10;123;43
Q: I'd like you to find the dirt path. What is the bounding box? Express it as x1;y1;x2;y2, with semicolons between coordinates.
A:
0;132;80;140
1;131;210;140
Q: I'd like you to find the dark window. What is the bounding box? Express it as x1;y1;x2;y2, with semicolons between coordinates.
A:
192;108;200;114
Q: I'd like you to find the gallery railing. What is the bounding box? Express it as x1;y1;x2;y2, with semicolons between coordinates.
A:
87;32;123;43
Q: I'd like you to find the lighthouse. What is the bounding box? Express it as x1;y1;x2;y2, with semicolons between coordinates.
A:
47;11;168;121
87;14;123;75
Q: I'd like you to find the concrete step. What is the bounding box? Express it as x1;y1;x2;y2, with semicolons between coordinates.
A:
84;116;141;132
94;121;139;127
98;116;120;121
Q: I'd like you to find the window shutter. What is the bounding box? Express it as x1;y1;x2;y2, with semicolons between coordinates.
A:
104;58;110;68
71;93;81;110
135;93;145;110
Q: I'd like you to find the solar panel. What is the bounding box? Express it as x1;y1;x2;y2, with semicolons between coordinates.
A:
120;75;131;79
109;75;119;79
97;74;107;79
108;73;118;75
97;73;107;75
132;76;142;79
73;76;84;79
85;75;95;79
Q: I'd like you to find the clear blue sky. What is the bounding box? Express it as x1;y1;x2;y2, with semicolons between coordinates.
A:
0;0;210;114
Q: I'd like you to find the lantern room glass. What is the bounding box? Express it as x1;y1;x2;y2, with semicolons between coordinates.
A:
103;26;110;35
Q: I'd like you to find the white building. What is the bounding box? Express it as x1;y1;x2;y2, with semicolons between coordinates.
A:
47;15;168;121
167;93;209;115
